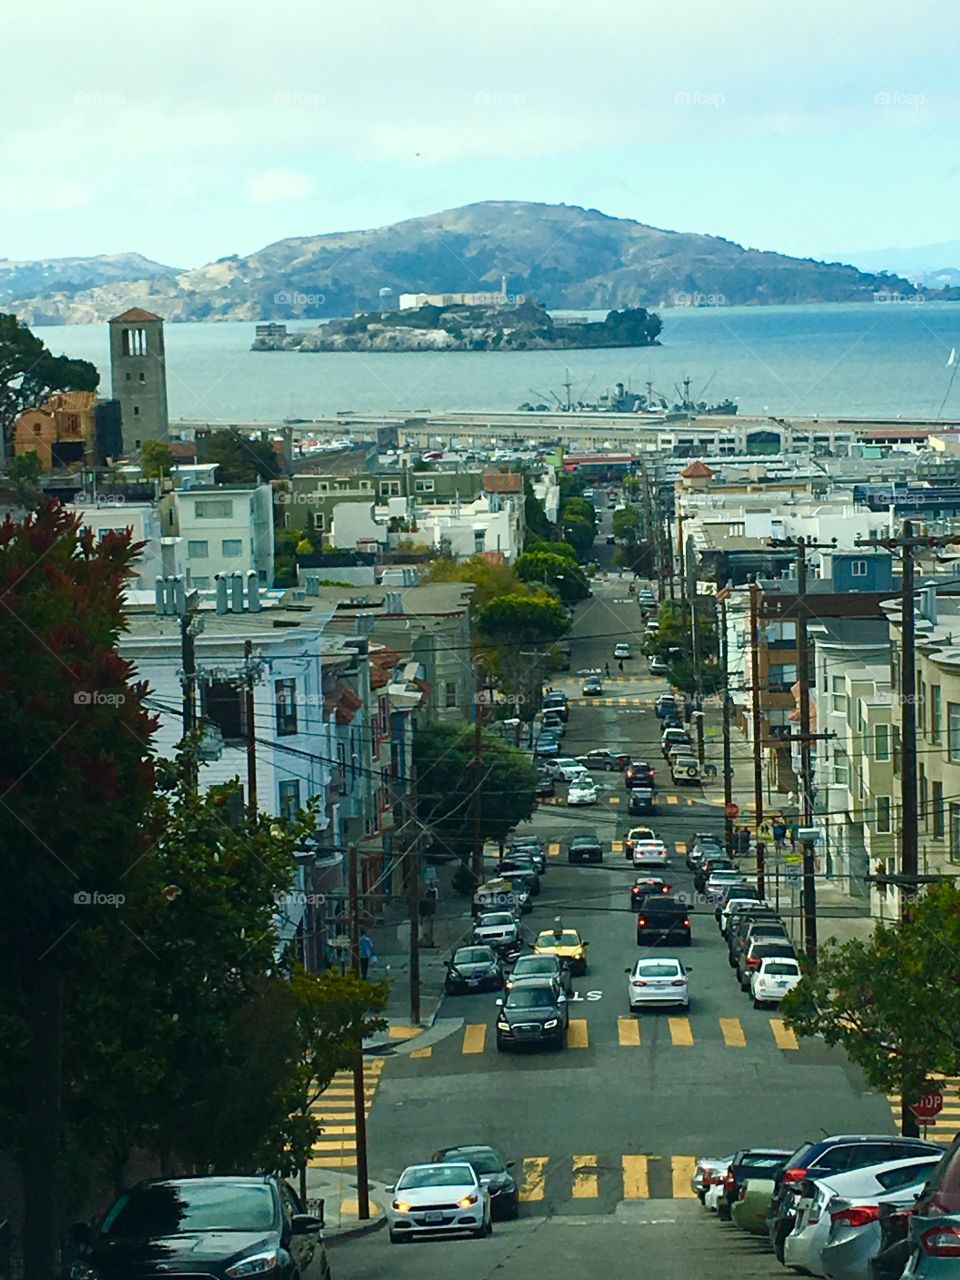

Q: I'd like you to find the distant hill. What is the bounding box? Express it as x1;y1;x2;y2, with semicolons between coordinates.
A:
0;253;179;320
834;240;960;288
7;201;926;325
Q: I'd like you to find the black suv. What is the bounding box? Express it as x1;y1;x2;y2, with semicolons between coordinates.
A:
636;896;692;947
569;835;603;864
495;982;567;1051
767;1135;941;1261
628;787;656;816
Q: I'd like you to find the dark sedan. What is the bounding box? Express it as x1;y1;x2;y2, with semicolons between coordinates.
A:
496;983;567;1051
432;1145;519;1219
630;876;671;908
625;761;656;789
445;945;504;994
68;1176;324;1280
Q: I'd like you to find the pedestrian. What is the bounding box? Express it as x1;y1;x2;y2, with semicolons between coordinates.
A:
788;820;799;851
618;658;624;672
359;927;375;980
736;826;751;858
604;662;611;678
772;818;786;854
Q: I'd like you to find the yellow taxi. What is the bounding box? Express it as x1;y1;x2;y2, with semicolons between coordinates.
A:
533;925;588;976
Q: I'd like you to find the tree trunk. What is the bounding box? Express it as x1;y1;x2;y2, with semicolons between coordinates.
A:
22;963;63;1280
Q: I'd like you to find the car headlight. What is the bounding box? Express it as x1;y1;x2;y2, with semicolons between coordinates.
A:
69;1267;101;1280
543;1018;559;1029
497;1019;510;1030
226;1251;282;1278
459;1194;479;1208
393;1199;412;1213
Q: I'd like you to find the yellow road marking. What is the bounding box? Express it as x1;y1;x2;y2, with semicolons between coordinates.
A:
572;1155;600;1198
313;1125;357;1134
387;1025;420;1039
667;795;679;805
518;1157;548;1202
719;1017;746;1047
308;1155;359;1168
622;1154;649;1198
675;841;687;854
770;1019;799;1051
609;795;621;805
462;1023;487;1054
567;1018;589;1048
410;1046;433;1059
618;1017;641;1045
549;842;561;857
668;1016;694;1046
671;1156;698;1198
612;839;624;853
312;1139;357;1152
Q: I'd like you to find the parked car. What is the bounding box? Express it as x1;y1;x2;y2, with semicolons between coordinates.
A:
535;770;555;798
533;926;588;975
718;1149;793;1220
577;749;630;771
534;734;561;758
903;1210;960;1277
541;710;566;737
914;1132;960;1217
662;728;693;755
496;858;541;896
686;833;724;869
385;1162;491;1242
542;755;588;782
635;896;692;947
649;656;670;675
431;1146;518;1221
567;779;599;806
694;856;738;893
750;956;802;1007
671;755;703;785
718;888;765;928
68;1176;325;1279
568;835;603;864
626;956;689;1011
693;1156;734;1203
444;946;504;994
629;787;656;815
473;911;521;947
508;837;546;873
732;1176;781;1235
542;691;569;721
734;922;791;980
655;695;679;719
582;675;604;696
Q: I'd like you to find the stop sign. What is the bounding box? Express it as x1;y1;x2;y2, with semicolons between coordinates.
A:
725;802;740;819
909;1085;944;1123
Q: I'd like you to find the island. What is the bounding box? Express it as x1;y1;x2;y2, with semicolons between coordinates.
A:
250;301;662;353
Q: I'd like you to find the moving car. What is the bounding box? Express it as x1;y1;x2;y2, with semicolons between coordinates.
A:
473;911;520;947
473;877;530;917
496;857;541;895
632;840;669;868
614;642;633;659
686;833;724;870
508;837;547;873
630;876;671;908
567;779;599;806
542;756;588;782
625;761;656;789
577;749;630;771
542;691;569;721
649;656;670;674
386;1162;491;1242
636;896;692;947
69;1176;325;1279
582;675;604;696
628;787;656;815
655;695;679;719
671;755;703;785
662;728;693;755
533;926;588;975
506;953;571;994
716;1148;792;1221
495;983;568;1051
568;834;603;864
534;734;561;758
750;956;802;1007
625;826;656;857
444;946;503;994
431;1146;518;1221
534;769;555;798
626;956;689;1011
541;710;565;737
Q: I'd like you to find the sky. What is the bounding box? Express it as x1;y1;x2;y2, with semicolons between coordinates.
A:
3;0;960;269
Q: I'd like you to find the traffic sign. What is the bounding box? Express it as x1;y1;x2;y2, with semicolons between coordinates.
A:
725;802;740;819
909;1085;944;1123
757;821;773;841
784;866;802;887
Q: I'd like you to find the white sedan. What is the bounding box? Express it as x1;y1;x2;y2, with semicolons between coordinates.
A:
750;957;802;1007
567;780;598;806
542;756;585;782
627;957;689;1011
632;840;669;867
614;643;633;659
386;1162;492;1243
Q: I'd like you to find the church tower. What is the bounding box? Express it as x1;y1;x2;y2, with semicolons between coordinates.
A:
109;307;169;450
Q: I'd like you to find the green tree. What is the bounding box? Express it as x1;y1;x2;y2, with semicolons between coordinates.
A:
140;439;174;477
202;427;282;482
422;554;522;616
613;505;642;542
562;497;595;524
516;550;589;603
0;313;99;448
523;477;553;542
476;589;569;711
525;537;579;564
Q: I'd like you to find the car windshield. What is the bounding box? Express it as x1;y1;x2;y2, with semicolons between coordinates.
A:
101;1182;276;1236
764;962;800;975
515;957;555;974
455;948;493;964
538;931;581;946
480;914;514;926
449;1151;503;1175
506;985;556;1008
740;1155;788;1173
398;1165;475;1190
636;963;681;977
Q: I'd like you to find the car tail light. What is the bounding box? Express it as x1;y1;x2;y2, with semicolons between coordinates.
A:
921;1225;960;1257
783;1168;808;1184
683;917;690;927
831;1206;880;1228
747;957;761;969
638;917;647;926
671;979;685;987
737;1184;748;1201
633;980;648;987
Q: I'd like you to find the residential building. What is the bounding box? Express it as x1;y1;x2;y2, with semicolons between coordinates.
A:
109;307;170;449
331;488;525;562
170;483;275;589
72;499;184;594
13;390;121;470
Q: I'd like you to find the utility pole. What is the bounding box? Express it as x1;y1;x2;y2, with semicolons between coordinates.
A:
180;609;197;734
402;796;422;1025
719;590;735;857
243;639;258;819
749;580;766;896
348;842;371;1221
471;676;485;885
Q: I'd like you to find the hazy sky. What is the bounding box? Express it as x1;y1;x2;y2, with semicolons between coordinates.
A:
4;0;959;266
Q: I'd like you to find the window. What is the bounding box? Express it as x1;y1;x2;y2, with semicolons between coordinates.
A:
918;678;926;735
414;478;435;493
202;678;245;741
931;686;942;742
380;480;401;497
132;405;140;416
474;529;486;552
445;680;457;708
195;498;233;519
850;559;867;577
311;512;325;531
121;327;146;356
125;372;131;381
768;663;797;693
951;804;960;861
875;724;890;762
187;539;209;558
833;758;849;786
920;766;928;827
221;538;242;557
949;703;960;762
192;576;210;589
831;676;847;715
934;781;945;838
275;679;298;736
138;371;145;382
764;621;797;647
278;779;301;818
876;796;892;834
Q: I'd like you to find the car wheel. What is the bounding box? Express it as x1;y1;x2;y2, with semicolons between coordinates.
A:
496;1037;507;1052
389;1230;404;1244
753;996;762;1008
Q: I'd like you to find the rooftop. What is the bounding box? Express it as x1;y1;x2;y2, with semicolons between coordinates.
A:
111;306;163;323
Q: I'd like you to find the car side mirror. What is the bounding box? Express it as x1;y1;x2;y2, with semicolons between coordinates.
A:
558;994;567;1002
495;998;503;1006
385;1184;395;1193
291;1212;323;1235
685;966;692;973
506;1160;515;1170
624;967;631;973
69;1222;94;1245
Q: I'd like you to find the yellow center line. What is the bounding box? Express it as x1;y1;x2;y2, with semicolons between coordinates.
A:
518;1156;548;1201
770;1018;799;1051
671;1156;698;1198
609;795;620;805
719;1017;746;1047
567;1018;590;1048
618;1017;641;1046
572;1155;600;1198
548;842;561;857
622;1154;649;1199
410;1046;433;1059
462;1023;487;1054
668;1016;694;1046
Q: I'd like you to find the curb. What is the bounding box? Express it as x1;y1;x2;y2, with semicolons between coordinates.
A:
325;1212;386;1242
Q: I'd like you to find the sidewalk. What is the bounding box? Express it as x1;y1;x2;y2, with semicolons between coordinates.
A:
303;1166;388;1239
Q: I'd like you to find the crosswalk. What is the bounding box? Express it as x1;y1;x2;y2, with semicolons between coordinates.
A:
448;1015;798;1055
515;1152;701;1204
538;793;725;808
886;1078;960;1145
307;1057;386;1170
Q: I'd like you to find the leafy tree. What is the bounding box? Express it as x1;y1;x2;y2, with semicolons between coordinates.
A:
202;427;282;483
140;439;174;477
0;313;99;448
525;537;579;564
422;554;522;616
562;497;595;524
523;477;553;542
613;505;642;542
476;589;569;712
782;882;960;1136
561;514;595;554
515;550;589;603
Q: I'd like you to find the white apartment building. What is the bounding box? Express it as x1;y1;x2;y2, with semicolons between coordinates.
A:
73;500;184;596
331;491;524;562
172;483;275;590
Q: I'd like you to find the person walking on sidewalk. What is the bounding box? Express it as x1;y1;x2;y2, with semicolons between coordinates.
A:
772;818;786;854
788;819;799;851
736;826;751;858
359;928;375;979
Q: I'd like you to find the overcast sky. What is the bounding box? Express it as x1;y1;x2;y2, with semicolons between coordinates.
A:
4;0;959;267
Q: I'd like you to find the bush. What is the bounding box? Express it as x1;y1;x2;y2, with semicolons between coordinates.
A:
452;863;478;897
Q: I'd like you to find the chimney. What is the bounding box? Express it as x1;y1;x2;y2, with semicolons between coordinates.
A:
215;573;229;615
247;569;262;612
230;572;244;612
385;591;403;614
172;576;186;616
155;577;166;615
922;584;938;626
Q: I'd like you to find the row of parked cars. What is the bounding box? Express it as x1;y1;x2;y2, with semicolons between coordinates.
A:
697;1132;960;1278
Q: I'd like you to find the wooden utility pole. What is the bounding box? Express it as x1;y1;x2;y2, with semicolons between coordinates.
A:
719;591;735;857
243;639;257;818
347;842;371;1220
180;609;197;734
471;676;486;884
749;580;765;895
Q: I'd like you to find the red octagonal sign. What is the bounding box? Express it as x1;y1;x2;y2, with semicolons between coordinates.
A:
909;1085;944;1123
725;802;740;820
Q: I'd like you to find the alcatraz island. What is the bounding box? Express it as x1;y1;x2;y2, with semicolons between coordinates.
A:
251;299;662;353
